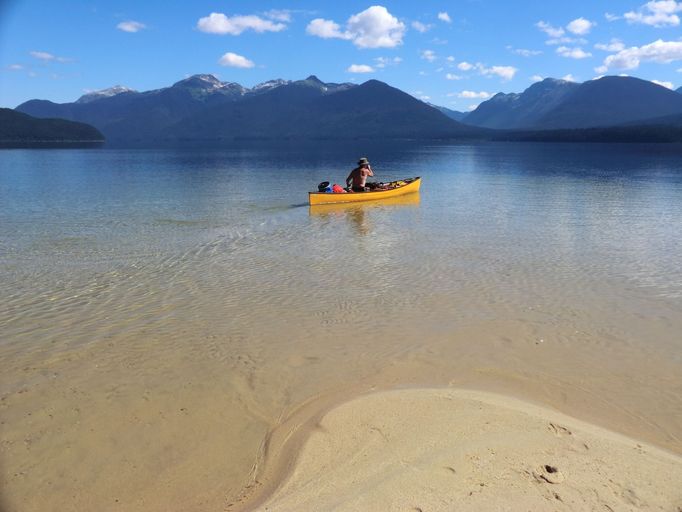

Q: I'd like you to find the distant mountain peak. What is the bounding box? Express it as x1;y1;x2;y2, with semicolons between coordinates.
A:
76;85;136;104
520;78;579;101
251;79;291;92
488;92;520;103
465;77;581;129
358;79;395;93
172;74;224;89
542;77;572;84
288;75;356;95
193;74;221;83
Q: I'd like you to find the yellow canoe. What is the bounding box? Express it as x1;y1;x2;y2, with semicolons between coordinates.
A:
309;177;421;205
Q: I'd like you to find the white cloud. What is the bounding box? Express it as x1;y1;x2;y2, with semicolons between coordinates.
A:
651;79;675;88
546;36;588;46
538;19;592;44
347;6;405;48
218;52;255;68
412;21;431;33
478;64;518;81
445;73;462;80
30;51;55;61
457;61;474;71
264;9;292;22
595;38;625;52
306;19;352;39
562;74;577;82
536;20;565;38
374;56;402;68
467;103;480;111
678;67;682;72
624;1;682;27
597;39;682;71
7;64;24;70
419;95;431;100
446;55;455;62
530;74;544;82
556;46;592;59
458;90;492;99
438;12;452;23
347;64;375;73
29;51;70;63
421;50;436;62
511;48;542;57
307;6;405;48
566;17;595;35
117;20;146;33
197;12;287;35
605;13;621;22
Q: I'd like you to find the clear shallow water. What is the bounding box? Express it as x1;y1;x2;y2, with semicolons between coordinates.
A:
1;142;682;511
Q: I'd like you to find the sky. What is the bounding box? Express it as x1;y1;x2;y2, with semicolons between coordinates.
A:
1;1;682;110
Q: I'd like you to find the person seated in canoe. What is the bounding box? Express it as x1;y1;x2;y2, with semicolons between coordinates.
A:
346;157;374;192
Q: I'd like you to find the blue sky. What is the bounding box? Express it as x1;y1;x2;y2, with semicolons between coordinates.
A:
1;1;682;110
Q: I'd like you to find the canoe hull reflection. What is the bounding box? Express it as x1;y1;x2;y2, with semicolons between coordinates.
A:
309;192;420;216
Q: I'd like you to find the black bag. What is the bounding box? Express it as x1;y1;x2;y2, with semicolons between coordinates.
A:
318;181;330;192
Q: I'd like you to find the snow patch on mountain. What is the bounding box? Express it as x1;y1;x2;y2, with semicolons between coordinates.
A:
77;85;136;103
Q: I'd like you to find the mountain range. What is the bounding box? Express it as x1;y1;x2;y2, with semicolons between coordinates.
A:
464;76;682;130
12;74;682;144
16;75;476;142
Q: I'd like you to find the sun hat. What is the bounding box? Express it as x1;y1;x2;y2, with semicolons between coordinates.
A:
357;157;370;165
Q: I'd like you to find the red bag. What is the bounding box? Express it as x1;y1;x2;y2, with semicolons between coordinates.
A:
332;184;346;193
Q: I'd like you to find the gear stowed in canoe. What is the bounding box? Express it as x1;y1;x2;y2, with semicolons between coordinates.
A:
308;177;421;205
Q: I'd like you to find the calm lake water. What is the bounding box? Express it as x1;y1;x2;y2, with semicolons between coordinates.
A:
2;142;682;512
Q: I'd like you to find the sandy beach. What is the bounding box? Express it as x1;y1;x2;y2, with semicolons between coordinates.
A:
253;388;682;511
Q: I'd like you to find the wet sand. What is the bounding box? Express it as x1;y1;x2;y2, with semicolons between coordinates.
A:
255;389;682;511
2;266;682;512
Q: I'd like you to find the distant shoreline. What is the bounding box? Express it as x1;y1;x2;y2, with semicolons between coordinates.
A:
5;133;681;147
4;132;682;148
0;140;105;149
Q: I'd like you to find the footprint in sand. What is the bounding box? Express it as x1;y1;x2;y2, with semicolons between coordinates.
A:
533;464;565;484
548;422;572;437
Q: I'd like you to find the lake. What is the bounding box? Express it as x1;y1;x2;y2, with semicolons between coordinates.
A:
2;141;682;511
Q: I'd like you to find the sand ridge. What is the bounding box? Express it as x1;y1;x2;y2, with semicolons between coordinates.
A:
253;388;682;511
